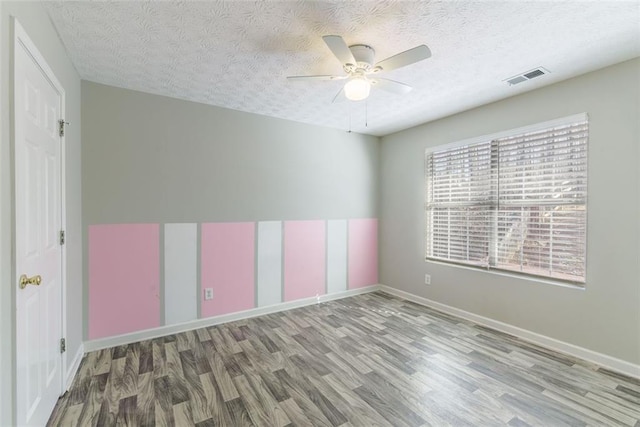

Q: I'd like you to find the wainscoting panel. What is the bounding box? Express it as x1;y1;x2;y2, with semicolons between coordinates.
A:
327;219;348;294
201;222;255;318
257;221;283;307
88;224;160;339
348;218;378;289
283;220;326;302
164;223;198;325
87;218;378;342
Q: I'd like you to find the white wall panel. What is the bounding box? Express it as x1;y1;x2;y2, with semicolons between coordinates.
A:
164;223;198;325
257;221;282;307
327;220;348;294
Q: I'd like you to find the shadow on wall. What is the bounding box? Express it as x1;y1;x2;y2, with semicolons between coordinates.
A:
88;219;378;340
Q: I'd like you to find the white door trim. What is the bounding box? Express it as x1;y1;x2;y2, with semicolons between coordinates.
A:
13;16;68;396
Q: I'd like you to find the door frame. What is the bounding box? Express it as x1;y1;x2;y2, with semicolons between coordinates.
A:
13;17;68;399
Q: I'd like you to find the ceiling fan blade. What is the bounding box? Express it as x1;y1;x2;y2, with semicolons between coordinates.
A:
323;35;356;66
332;87;347;103
374;45;431;72
371;78;413;95
287;75;346;81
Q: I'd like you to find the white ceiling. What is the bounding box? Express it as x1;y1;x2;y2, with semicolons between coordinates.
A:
46;1;640;136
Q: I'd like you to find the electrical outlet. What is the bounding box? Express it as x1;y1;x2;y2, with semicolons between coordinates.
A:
204;288;213;300
424;274;431;285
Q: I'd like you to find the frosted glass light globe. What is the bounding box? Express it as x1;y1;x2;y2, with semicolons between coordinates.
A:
344;77;371;101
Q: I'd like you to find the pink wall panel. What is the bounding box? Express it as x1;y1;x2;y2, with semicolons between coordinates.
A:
284;220;326;301
348;218;378;289
89;224;160;339
201;222;255;317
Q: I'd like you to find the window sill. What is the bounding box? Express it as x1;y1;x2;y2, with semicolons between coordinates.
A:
425;258;586;290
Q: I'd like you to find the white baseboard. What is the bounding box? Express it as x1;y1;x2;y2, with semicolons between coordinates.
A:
379;285;640;380
82;283;638;379
65;344;84;390
84;285;382;353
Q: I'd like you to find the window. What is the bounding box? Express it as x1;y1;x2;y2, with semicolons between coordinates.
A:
425;114;588;284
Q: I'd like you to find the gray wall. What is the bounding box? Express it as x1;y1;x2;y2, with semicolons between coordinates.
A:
82;81;379;224
82;81;380;337
0;2;83;424
380;58;640;365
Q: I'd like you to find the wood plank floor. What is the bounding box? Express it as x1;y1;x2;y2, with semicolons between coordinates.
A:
48;292;640;426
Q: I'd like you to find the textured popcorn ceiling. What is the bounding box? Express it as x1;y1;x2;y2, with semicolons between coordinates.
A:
46;1;640;136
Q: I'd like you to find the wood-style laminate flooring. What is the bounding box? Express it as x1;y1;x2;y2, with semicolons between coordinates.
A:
48;292;640;426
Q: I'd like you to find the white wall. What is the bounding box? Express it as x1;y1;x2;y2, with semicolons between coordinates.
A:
380;58;640;365
0;2;83;424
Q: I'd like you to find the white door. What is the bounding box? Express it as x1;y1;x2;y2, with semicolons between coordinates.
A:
14;21;64;427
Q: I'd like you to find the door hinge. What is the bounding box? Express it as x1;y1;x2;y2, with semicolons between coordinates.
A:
59;230;65;246
60;338;66;354
58;119;69;137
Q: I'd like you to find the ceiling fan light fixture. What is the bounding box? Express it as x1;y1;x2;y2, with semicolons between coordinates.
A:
288;35;431;104
344;76;371;101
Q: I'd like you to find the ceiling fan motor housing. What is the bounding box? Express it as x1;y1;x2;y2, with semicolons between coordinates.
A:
345;44;375;73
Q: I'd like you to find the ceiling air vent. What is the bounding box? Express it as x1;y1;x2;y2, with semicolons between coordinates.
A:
505;67;549;86
506;76;527;85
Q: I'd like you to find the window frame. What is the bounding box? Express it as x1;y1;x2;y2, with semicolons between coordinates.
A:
424;113;588;286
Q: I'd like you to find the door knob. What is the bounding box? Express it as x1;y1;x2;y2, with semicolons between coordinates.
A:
19;274;41;289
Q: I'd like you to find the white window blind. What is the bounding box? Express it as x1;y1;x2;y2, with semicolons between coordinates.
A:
425;115;588;284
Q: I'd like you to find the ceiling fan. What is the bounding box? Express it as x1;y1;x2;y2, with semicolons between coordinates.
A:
287;35;431;102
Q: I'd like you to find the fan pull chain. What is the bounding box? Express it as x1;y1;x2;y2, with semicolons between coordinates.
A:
348;103;352;133
365;101;368;128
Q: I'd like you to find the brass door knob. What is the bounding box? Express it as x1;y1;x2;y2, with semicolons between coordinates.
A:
19;274;41;289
